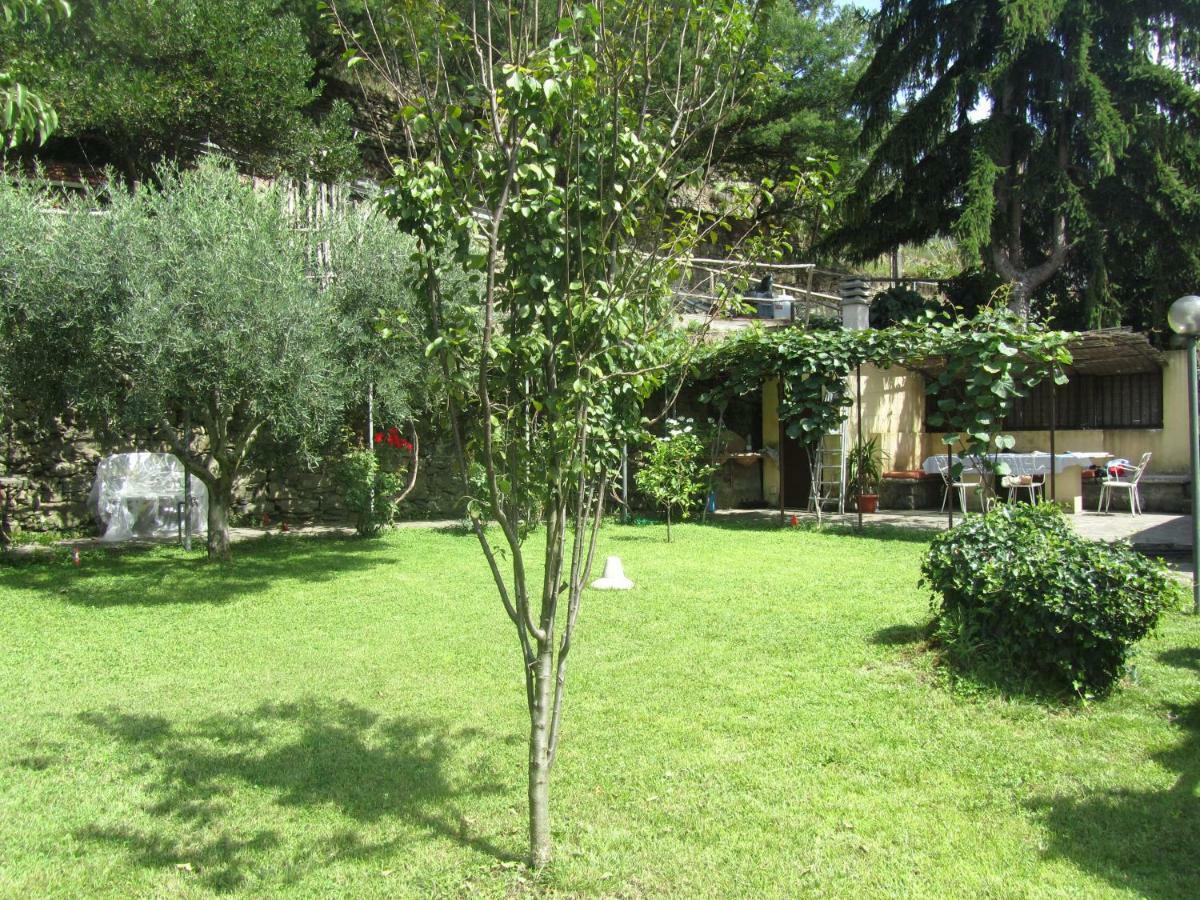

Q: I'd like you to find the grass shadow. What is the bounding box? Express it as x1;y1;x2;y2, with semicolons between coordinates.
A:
1027;646;1200;898
870;623;928;646
76;699;520;892
605;514;937;545
0;531;402;608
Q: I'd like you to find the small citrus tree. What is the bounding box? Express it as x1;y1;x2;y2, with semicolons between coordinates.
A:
635;421;715;541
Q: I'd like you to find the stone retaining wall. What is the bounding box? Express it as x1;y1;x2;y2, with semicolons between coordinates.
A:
0;415;466;534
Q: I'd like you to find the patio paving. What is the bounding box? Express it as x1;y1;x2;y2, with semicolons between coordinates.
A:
713;507;1194;554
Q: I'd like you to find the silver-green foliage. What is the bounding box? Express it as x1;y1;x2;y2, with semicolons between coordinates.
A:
0;159;425;559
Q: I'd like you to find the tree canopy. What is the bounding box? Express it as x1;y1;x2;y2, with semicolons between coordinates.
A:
833;0;1200;324
717;0;871;248
0;0;70;148
0;158;435;559
0;0;361;179
331;0;764;867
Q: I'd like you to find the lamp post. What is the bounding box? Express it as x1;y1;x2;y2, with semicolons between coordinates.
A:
1168;294;1200;615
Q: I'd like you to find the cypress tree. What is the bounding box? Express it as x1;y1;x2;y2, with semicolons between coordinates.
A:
834;0;1200;322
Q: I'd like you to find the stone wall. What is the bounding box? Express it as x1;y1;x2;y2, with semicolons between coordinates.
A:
0;414;466;535
0;413;111;532
244;434;465;525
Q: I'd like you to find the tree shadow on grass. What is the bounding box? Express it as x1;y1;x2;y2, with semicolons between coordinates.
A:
602;516;936;546
76;699;520;892
699;514;938;544
0;532;400;608
869;623;928;646
1028;647;1200;899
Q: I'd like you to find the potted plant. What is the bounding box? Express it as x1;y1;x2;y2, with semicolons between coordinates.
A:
847;436;888;513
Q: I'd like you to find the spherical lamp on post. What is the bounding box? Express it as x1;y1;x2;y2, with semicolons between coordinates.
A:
1168;294;1200;615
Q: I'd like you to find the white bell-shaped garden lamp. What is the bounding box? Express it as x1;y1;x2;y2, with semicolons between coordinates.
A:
590;556;633;590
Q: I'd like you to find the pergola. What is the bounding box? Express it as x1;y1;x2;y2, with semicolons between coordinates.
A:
901;327;1166;508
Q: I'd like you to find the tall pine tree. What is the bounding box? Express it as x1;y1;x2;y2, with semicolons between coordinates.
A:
833;1;1200;323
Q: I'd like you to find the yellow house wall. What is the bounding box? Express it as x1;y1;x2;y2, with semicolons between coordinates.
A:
762;378;781;504
923;349;1189;473
760;364;927;506
760;349;1187;508
848;363;927;472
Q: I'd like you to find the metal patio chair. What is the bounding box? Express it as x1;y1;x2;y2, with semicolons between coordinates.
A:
934;455;980;513
1099;452;1152;515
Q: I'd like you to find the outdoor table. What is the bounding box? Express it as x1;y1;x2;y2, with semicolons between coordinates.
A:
921;451;1111;514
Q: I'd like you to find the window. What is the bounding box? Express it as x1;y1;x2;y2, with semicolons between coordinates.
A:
925;371;1164;431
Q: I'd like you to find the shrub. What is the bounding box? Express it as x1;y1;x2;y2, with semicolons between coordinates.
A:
338;449;406;537
921;503;1174;698
869;285;932;328
634;419;715;542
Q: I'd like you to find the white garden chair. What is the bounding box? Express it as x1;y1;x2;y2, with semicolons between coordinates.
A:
934;456;980;513
1099;452;1152;515
1001;464;1046;505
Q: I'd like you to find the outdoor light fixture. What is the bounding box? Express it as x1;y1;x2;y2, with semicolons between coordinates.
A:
1168;294;1200;615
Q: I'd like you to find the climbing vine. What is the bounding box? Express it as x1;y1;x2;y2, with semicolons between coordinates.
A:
695;307;1072;485
894;307;1072;480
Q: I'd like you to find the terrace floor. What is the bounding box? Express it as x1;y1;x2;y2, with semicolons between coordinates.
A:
714;508;1194;554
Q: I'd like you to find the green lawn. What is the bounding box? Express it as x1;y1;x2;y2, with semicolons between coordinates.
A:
1;522;1196;898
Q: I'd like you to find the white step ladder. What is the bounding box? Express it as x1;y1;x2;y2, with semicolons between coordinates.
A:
808;413;849;522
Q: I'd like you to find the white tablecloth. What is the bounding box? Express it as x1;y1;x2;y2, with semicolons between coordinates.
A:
921;451;1111;477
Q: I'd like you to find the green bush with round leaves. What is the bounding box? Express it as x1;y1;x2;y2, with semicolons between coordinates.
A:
921;503;1174;698
338;449;407;537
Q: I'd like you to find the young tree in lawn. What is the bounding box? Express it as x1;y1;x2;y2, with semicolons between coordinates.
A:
635;422;715;542
329;0;760;867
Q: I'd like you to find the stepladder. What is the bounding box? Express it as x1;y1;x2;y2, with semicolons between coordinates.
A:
808;417;848;522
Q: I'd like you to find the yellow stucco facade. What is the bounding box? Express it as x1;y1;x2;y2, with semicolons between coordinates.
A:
760;349;1189;507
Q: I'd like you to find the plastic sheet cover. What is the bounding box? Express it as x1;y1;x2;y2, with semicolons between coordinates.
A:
89;452;208;542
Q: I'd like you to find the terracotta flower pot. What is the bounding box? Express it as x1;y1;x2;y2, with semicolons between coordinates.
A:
856;493;879;514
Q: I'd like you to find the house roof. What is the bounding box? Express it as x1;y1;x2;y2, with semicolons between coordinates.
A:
1061;328;1165;376
899;327;1165;380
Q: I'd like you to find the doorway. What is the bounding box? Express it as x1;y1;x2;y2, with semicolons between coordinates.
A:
781;433;811;509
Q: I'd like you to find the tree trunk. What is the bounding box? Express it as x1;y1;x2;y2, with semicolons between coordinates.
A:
1008;277;1035;319
206;480;233;562
528;643;554;867
666;505;672;543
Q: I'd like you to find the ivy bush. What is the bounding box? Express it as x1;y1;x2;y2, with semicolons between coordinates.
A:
921;503;1174;698
868;285;931;328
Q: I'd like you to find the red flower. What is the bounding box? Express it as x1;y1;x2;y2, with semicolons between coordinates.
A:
373;432;383;444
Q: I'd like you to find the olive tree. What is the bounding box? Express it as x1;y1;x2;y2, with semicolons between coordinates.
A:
119;162;350;559
0;159;347;560
329;0;761;867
